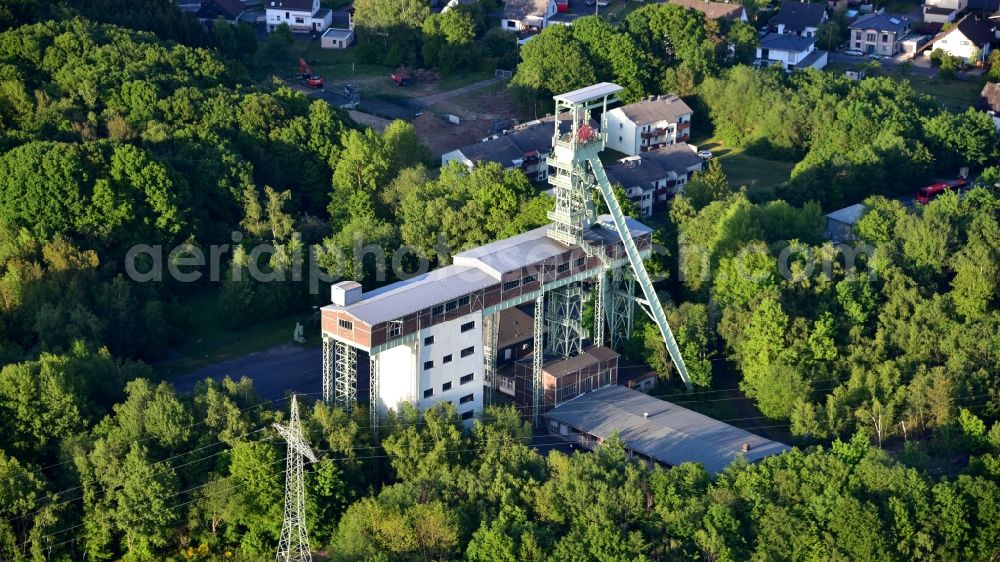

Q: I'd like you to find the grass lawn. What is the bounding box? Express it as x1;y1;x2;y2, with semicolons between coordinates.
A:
693;136;795;197
155;290;321;379
825;61;982;111
254;41;494;99
903;75;982;110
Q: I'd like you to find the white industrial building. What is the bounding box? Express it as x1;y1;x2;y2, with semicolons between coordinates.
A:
322;217;653;424
756;33;828;70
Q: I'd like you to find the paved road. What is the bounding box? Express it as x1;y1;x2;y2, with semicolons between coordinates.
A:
171;344;323;402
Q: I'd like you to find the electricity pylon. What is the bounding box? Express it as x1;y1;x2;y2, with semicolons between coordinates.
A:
274;395;318;562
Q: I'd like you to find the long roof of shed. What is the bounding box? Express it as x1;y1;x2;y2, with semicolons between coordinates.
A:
326;217;652;326
545;385;791;475
334;265;496;326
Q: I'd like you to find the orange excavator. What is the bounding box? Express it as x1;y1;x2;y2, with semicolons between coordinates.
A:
298;58;324;88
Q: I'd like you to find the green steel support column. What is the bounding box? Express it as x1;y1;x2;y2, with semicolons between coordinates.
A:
483;313;499;406
532;291;545;428
369;354;379;439
593;271;607;347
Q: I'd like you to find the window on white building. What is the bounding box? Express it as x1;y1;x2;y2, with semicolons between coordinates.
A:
442;381;452;391
461;346;475;358
460;393;474;404
460;410;474;420
424;335;435;345
443;354;452;364
460;373;474;384
461;321;475;333
423;388;434;398
424;360;434;370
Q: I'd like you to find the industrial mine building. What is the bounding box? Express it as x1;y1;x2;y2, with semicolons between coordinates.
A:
320;83;789;471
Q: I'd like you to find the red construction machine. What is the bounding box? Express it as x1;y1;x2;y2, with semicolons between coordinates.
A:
297;58;324;88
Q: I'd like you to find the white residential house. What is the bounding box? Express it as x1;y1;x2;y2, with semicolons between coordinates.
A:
923;0;968;24
756;33;828;70
930;14;993;63
849;13;911;56
606;144;704;216
604;95;693;156
266;0;332;33
769;0;828;37
501;0;558;32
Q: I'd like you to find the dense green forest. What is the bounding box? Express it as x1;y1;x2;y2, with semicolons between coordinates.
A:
0;0;999;560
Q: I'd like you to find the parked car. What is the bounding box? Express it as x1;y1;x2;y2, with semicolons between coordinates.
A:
697;150;714;160
844;49;864;57
868;53;883;60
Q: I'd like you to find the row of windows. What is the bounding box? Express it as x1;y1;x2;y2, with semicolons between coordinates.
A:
431;295;471;317
854;31;891;43
421;320;476;346
423;376;476;399
424;347;474;370
501;262;582;295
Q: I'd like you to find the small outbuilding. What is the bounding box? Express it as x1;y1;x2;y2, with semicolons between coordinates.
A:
824;203;867;242
321;27;354;49
513;347;620;414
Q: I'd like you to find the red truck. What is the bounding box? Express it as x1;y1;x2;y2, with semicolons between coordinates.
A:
915;178;969;204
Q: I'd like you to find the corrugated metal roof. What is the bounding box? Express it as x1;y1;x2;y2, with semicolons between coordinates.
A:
331;265;496;326
544;385;791;475
540;346;619;378
825;203;867;225
453;225;570;278
554;83;623;104
327;215;653;326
